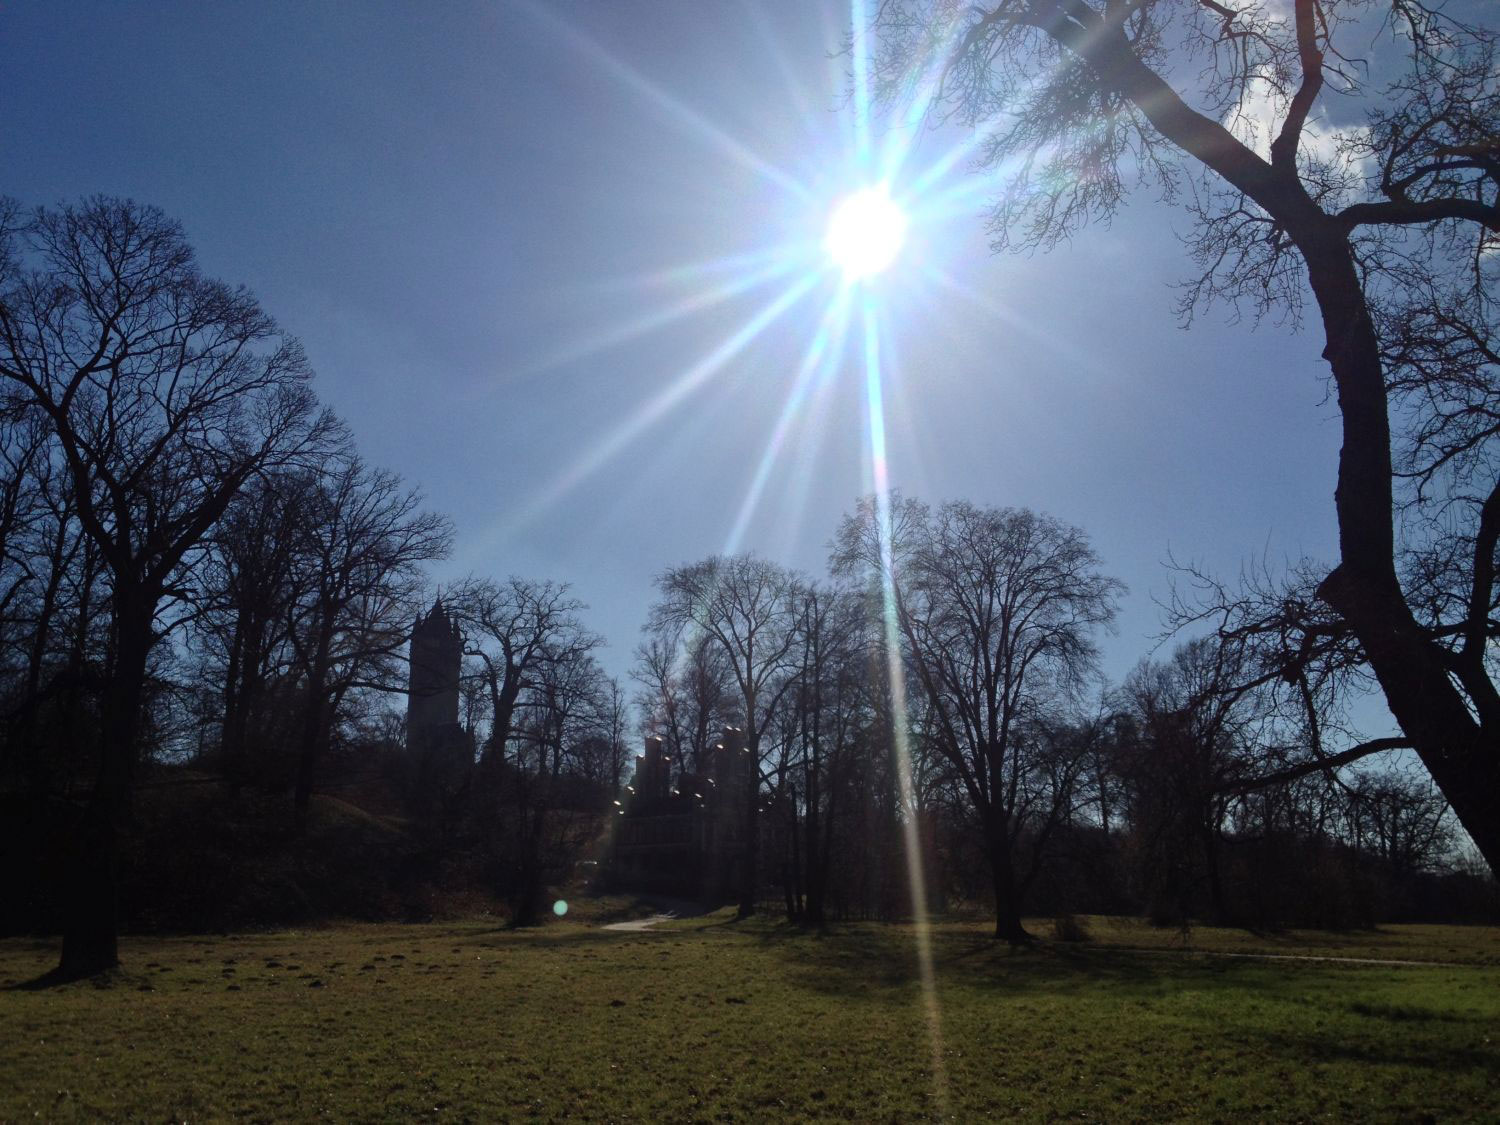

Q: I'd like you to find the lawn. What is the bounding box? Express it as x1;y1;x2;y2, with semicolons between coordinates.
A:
3;907;1497;1121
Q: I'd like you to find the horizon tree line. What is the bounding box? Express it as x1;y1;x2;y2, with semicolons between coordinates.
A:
1;193;1493;980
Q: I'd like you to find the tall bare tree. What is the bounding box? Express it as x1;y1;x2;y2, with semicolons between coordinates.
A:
781;581;869;926
1119;637;1270;923
506;643;607;926
875;0;1500;871
650;555;804;916
834;496;1123;940
201;471;310;792
449;576;595;766
284;456;452;824
632;625;736;778
0;197;339;977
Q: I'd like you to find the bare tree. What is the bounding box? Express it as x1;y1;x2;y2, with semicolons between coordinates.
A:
834;496;1123;940
505;643;607;926
594;675;631;795
781;581;869;926
1343;766;1453;877
649;555;804;916
449;576;595;766
1119;638;1270;923
875;1;1500;871
632;625;736;778
284;456;452;825
199;471;311;792
0;197;341;976
0;409;103;797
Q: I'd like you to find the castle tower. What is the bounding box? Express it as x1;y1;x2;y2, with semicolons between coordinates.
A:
635;735;671;804
407;600;462;753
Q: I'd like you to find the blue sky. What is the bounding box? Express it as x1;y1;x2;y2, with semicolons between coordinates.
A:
5;1;1352;706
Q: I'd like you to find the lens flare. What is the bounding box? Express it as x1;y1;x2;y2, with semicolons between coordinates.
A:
826;187;908;280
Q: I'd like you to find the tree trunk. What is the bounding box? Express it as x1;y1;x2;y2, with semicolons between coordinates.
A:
737;741;759;919
1202;822;1227;925
221;613;246;791
987;815;1029;943
786;789;804;922
1084;30;1500;875
293;694;322;828
57;597;151;979
294;622;335;829
57;805;121;980
1297;225;1500;875
804;779;825;928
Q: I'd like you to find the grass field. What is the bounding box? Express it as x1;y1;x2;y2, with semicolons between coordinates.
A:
4;905;1497;1121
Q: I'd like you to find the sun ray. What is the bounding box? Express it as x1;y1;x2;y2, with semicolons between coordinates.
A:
869;14;970;190
723;284;853;555
489;272;821;544
520;0;814;203
858;291;949;1118
917;262;1111;378
495;253;806;389
745;2;823;140
579;244;811;295
849;0;875;175
902;12;1090;203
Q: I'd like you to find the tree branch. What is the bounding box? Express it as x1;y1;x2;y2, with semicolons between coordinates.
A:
1339;197;1500;231
1223;737;1410;795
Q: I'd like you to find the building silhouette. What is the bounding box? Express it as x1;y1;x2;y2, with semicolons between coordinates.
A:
608;727;754;902
406;600;468;764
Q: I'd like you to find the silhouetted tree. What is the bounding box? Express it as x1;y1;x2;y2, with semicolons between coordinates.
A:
650;555;804;916
199;471;311;792
1119;638;1265;924
633;628;736;779
874;0;1500;872
285;456;452;825
834;496;1123;941
450;576;594;767
506;643;607;925
780;581;869;926
1343;766;1453;879
0;197;339;977
0;409;105;796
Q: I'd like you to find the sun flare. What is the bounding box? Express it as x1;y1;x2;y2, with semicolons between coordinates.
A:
825;187;907;281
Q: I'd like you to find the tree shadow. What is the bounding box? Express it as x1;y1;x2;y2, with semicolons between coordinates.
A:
6;964;124;991
1239;1021;1499;1079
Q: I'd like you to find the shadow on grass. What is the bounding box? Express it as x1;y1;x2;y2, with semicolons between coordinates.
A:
7;965;129;991
1239;1021;1499;1079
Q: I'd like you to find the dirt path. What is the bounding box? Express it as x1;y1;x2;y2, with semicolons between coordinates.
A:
600;897;710;933
601;913;678;933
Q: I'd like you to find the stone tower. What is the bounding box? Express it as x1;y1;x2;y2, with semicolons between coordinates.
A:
407;600;462;753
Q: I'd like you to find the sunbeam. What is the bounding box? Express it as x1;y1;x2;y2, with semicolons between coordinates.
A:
579;244;809;295
521;0;814;203
858;291;950;1118
723;284;853;555
918;262;1111;379
474;29;1038;1109
496;253;806;388
849;0;875;174
492;272;821;542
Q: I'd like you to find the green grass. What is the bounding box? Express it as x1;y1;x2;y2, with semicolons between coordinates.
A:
1054;913;1500;965
4;909;1497;1121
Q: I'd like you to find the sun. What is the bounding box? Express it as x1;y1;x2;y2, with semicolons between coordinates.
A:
825;186;908;281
